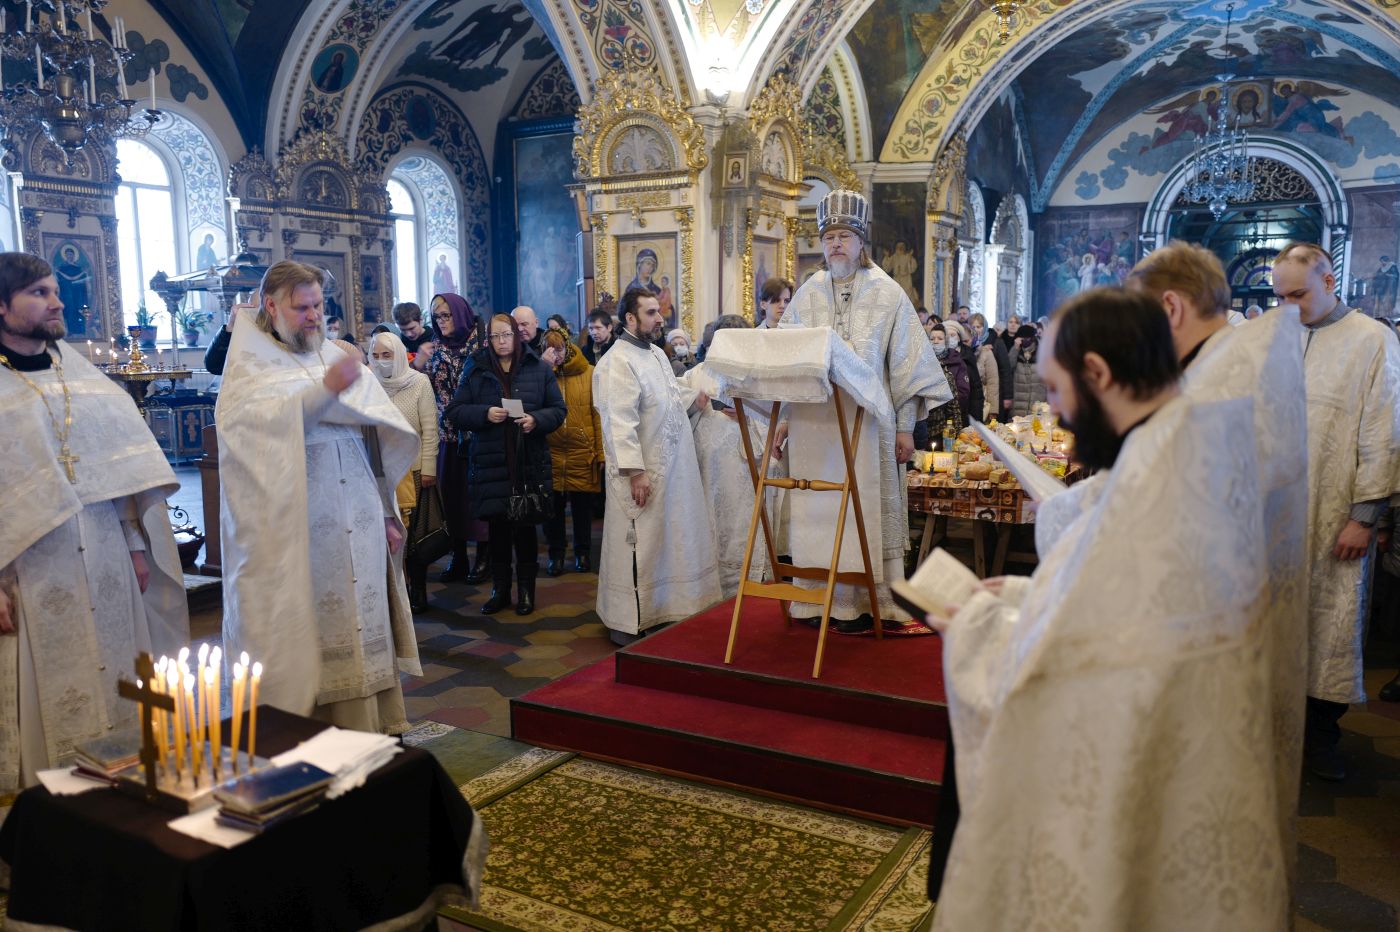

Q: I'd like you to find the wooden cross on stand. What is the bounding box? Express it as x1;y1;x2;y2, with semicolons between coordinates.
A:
117;652;175;798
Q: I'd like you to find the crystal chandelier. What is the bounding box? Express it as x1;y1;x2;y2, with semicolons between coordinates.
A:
1184;3;1255;219
0;1;159;162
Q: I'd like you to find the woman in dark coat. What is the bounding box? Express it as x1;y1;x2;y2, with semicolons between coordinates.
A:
445;314;566;616
425;293;489;583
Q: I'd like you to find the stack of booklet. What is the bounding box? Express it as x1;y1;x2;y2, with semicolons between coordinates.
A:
213;761;335;833
271;727;402;799
73;731;143;784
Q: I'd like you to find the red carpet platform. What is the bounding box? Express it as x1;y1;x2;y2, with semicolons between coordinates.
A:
512;599;949;826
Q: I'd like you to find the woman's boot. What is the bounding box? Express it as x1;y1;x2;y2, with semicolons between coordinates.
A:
464;541;489;584
480;564;514;614
439;543;471;582
409;563;429;614
515;563;537;616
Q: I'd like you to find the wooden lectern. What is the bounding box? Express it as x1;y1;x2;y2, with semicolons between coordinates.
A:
706;329;888;679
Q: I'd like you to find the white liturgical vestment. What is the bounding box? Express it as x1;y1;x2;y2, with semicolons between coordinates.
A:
593;331;722;634
217;317;422;732
1300;304;1400;703
1180;308;1309;879
0;343;188;790
781;264;950;619
935;396;1289;931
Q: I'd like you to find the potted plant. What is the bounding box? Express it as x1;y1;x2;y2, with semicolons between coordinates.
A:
173;305;214;347
134;304;161;348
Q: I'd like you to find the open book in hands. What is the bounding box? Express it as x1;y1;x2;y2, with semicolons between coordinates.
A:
891;548;983;630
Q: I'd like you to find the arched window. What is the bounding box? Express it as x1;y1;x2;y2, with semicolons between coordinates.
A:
387;178;420;308
115;139;178;340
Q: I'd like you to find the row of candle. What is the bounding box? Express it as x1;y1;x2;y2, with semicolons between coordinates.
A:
0;6;155;107
86;340;181;368
137;644;262;785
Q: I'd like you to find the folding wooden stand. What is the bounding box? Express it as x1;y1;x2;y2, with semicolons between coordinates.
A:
723;391;882;678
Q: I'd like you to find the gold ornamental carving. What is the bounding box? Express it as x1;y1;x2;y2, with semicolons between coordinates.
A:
592;212;610;294
274;130;357;207
803;131;860;193
784;216;799;282
746;72;806;183
928;131;968;217
573;66;708;179
674;207;695;338
741;208;756;324
615;192;671;210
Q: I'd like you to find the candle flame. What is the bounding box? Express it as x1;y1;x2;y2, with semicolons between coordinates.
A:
210;646;222;667
178;646;190;664
233;661;243;678
197;642;210;666
204;666;214;685
252;661;263;678
240;651;250;667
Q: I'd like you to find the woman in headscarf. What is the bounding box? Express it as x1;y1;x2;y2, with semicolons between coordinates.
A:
444;315;566;616
1009;323;1048;417
370;332;440;612
917;323;969;449
539;329;603;576
425;293;489;585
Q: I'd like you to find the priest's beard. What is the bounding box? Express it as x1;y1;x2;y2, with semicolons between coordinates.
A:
1060;375;1125;472
273;314;325;355
0;313;65;345
827;255;858;280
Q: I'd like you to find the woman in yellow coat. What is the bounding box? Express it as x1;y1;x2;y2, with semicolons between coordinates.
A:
541;330;604;575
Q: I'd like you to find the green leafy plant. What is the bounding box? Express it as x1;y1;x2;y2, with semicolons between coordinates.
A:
172;305;213;334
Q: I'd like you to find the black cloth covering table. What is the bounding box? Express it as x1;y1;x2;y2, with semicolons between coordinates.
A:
0;707;479;931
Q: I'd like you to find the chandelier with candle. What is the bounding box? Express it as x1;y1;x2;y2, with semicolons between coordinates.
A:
0;0;159;162
1183;3;1256;220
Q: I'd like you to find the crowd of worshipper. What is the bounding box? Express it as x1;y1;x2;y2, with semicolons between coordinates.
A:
3;182;1400;927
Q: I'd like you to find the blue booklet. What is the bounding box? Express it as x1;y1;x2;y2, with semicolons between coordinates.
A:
214;762;334;815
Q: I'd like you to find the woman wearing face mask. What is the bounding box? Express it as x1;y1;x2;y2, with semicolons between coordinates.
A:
943;320;984;424
967;313;1009;420
1009;323;1048;417
916;323;970;449
666;329;697;372
370;332;440;612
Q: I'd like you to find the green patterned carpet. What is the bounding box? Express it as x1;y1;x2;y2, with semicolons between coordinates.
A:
442;748;934;932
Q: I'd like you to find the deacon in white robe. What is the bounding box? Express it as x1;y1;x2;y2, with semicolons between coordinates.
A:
780;190;949;626
0;253;187;791
1127;241;1309;876
933;290;1289;931
1273;243;1400;780
593;290;722;641
218;261;422;734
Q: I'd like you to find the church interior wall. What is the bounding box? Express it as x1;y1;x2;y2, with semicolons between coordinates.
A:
1346;184;1400;317
1033;203;1144;319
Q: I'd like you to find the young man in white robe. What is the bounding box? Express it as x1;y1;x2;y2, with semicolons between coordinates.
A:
218;261;422;735
1127;241;1309;874
0;252;188;791
777;190;950;633
929;288;1289;931
1272;241;1400;781
593;288;722;644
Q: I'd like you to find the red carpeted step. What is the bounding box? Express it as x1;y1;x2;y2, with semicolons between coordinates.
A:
616;598;948;738
512;656;945;826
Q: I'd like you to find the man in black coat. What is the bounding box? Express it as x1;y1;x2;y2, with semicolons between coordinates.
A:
444;319;565;616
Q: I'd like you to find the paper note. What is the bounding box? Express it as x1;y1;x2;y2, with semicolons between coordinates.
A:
502;397;525;418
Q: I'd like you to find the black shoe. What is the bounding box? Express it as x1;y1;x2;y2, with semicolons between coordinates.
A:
439;544;471;582
1380;673;1400;703
830;615;875;635
408;565;429;614
546;558;565;578
574;554;591;573
463;546;489;585
1305;747;1348;782
515;565;537;616
480;565;513;615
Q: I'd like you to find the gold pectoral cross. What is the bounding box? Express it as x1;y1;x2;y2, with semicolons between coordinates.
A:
58;445;79;483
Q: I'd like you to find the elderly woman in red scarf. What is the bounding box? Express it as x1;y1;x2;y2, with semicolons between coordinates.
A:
424;293;489;584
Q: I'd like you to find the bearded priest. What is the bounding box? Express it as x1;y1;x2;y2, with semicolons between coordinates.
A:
218;261;422;734
778;190;949;633
0;252;188;792
930;289;1289;931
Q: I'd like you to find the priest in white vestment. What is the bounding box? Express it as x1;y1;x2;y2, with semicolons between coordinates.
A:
932;289;1289;931
1127;241;1309;876
218;261;422;734
1272;242;1400;781
0;252;188;791
779;190;950;631
593;289;722;643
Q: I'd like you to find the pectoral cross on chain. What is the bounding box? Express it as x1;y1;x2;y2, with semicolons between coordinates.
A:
58;445;79;484
117;652;175;798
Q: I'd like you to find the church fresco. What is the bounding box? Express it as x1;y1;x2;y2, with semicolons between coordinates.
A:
47;238;98;339
514;133;580;327
1055;84;1400;205
871;183;926;309
1033;206;1141;319
1347;186;1400;318
311;44;359;95
398;2;552;93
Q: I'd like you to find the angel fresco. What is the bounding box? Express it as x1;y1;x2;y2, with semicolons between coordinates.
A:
1140;88;1219;153
1273;80;1352;143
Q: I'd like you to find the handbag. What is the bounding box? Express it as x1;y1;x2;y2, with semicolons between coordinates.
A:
506;429;554;524
405;479;452;568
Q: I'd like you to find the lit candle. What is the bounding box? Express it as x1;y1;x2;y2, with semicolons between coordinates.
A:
209;647;222;773
230;661;246;773
204;666;218;776
154;656;169;769
86;339;92;357
248;661;262;767
86;5;93;40
184;671;201;779
168;664;184;779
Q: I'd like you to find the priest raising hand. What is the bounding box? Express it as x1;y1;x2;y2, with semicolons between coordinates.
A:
324;353;362;393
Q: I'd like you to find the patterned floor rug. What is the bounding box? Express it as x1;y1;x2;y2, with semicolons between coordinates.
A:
442;749;934;932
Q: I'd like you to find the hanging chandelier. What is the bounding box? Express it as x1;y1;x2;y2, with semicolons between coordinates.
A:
987;0;1021;43
0;0;159;162
1183;3;1255;219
